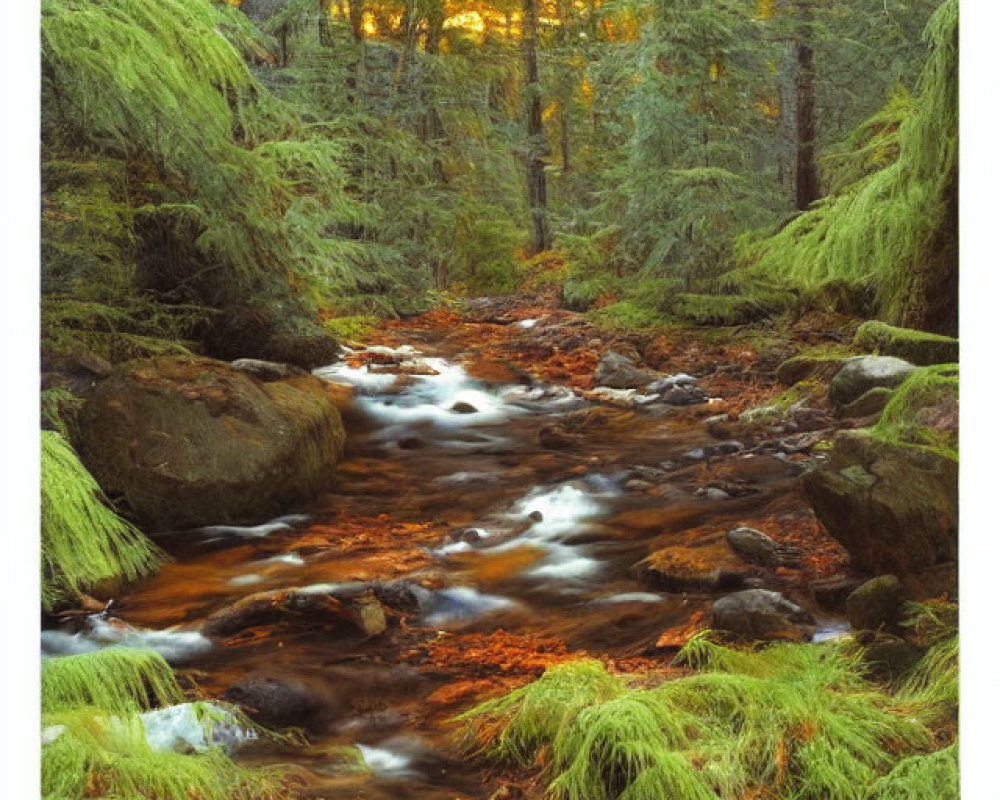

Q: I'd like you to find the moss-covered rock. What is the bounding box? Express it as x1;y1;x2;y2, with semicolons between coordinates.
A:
837;386;894;419
802;431;956;589
854;321;958;366
775;355;850;386
77;356;346;530
846;575;906;631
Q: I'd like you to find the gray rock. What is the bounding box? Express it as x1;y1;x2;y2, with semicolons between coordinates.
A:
231;358;305;381
594;351;656;390
661;385;707;406
646;373;698;393
712;589;816;641
726;527;781;567
451;401;478;414
837;386;894;419
829;356;916;407
223;675;323;730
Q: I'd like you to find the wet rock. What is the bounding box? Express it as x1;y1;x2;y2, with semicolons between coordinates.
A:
76;357;345;531
538;423;577;449
398;436;426;450
201;588;386;639
663;386;708;406
230;358;306;381
809;575;866;613
450;401;478;414
625;479;653;491
223;676;323;730
846;575;906;632
646;373;697;393
636;544;751;593
802;431;957;585
712;589;816;641
829;356;916;407
853;321;958;367
696;487;732;501
725;527;780;567
683;441;743;462
594;350;656;390
837;386;894;419
372;581;434;613
370;361;441;376
489;786;525;800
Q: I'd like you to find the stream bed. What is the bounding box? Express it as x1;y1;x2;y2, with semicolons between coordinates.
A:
42;318;849;799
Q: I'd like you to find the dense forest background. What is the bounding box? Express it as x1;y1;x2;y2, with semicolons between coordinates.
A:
40;0;957;380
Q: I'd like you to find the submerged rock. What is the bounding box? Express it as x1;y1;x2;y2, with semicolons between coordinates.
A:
223;676;324;730
829;356;916;407
76;356;345;531
725;527;781;567
594;350;656;390
711;589;816;641
636;542;753;593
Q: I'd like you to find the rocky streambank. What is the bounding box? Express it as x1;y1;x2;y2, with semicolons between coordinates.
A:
41;298;958;799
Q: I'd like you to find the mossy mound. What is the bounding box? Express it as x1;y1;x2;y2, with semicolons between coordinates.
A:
776;355;851;386
871;364;958;459
669;292;792;327
76;356;346;530
854;321;958;366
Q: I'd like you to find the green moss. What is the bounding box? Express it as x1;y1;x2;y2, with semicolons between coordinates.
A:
871;364;958;458
588;301;665;331
42;708;286;800
669;292;793;327
41;431;164;610
322;314;377;345
854;321;958;366
865;744;958;799
460;637;947;800
42;649;183;716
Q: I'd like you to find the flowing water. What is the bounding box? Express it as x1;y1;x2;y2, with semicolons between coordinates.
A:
42;322;845;799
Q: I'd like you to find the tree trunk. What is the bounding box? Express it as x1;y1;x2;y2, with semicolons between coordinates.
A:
776;1;819;210
348;0;365;42
523;0;551;254
318;0;333;47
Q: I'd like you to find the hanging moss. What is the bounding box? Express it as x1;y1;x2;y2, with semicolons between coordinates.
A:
734;0;958;334
41;431;163;610
41;649;183;717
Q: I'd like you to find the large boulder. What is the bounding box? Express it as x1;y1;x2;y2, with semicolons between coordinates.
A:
802;432;957;585
829;356;916;407
204;303;340;370
594;351;656;390
854;321;959;367
711;589;815;641
76;356;346;530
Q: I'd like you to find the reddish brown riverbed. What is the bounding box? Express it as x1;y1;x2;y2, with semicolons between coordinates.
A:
100;306;851;799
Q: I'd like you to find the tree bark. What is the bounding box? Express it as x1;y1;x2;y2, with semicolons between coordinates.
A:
347;0;365;42
523;0;552;254
794;11;819;209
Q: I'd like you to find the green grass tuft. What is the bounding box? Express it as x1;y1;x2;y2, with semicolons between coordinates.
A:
42;649;183;717
460;636;952;800
41;431;164;610
871;364;958;458
865;744;958;800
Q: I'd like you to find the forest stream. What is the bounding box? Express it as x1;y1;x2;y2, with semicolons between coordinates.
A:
40;303;854;799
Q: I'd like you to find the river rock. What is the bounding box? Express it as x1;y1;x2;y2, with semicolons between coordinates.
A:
829;356;916;407
846;575;906;632
837;386;894;419
205;302;340;369
802;431;957;587
594;351;656;390
711;589;816;641
636;542;752;593
202;587;386;639
76;356;346;531
725;527;780;567
451;401;479;414
223;675;324;730
661;385;707;406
